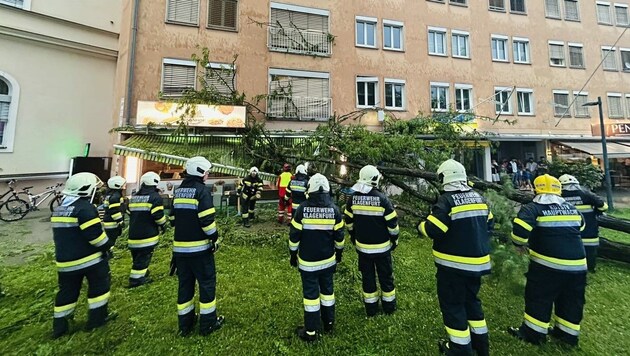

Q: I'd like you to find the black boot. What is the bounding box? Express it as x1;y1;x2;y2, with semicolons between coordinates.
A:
365;302;379;317
508;326;546;345
296;326;317;342
200;315;224;336
178;314;197;337
243;218;251;228
323;321;334;333
471;333;489;356
86;311;118;331
52;317;70;339
549;327;579;347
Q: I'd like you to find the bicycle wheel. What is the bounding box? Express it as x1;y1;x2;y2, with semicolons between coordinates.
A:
49;194;63;212
0;198;29;222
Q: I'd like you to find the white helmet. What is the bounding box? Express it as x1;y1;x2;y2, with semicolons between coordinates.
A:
559;174;579;186
358;165;381;186
249;166;259;175
186;156;212;177
295;164;307;175
437;159;467;185
140;171;160;186
307;173;330;193
62;172;103;197
107;176;126;189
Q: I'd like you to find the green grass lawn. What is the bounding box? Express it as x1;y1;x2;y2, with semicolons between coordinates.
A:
1;208;630;355
600;208;630;244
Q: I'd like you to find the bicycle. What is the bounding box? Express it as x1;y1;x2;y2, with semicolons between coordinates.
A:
0;182;64;222
0;179;31;206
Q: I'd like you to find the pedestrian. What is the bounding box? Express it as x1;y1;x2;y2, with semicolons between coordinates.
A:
491;160;501;183
344;165;399;316
238;167;263;228
102;176;126;246
526;158;538;178
559;174;608;272
277;163;293;224
417;159;493;356
51;173;116;338
289;173;344;341
509;174;586;347
170;157;224;336
127;171;168;288
285;164;309;222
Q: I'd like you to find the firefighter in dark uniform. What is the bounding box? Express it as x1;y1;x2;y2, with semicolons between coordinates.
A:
289;174;345;342
559;174;608;272
509;174;587;347
102;176;126;245
417;159;494;356
170;157;224;336
285;164;309;221
345;165;400;316
127;171;167;288
51;173;115;338
238;166;263;228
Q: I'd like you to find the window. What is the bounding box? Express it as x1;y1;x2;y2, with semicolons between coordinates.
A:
0;72;18;152
549;42;566;66
428;27;447;56
208;0;237;30
267;69;331;120
564;0;580;20
430;83;449;111
602;47;618;70
495;87;513;114
162;59;196;96
0;0;26;9
553;90;570;117
621;49;630;71
451;30;470;58
510;0;526;13
385;79;405;110
513;38;530;63
615;4;629;26
450;0;467;4
0;78;11;148
383;21;404;50
491;35;508;61
356;17;377;48
356;76;379;108
608;93;624;118
489;0;505;11
455;85;473;112
269;4;331;56
568;43;584;68
597;2;613;24
573;91;590;117
545;0;561;18
205;62;235;95
166;0;200;25
626;94;630;117
516;89;534;115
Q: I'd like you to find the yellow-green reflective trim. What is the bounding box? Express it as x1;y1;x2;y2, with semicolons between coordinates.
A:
289;240;299;247
525;313;549;328
173;198;198;205
382;289;396;297
529;250;587;266
174;240;210;247
109;203;121;208
513;218;533;232
582;237;599;244
356;240;390;250
90;232;108;246
303;298;320;306
128;236;159;245
51;217;78;223
129;202;152;208
320;294;335;301
298;255;335;267
54;302;77;312
334;221;344;230
80;217;101;230
291;219;303;230
419;221;429;238
156;216;167;224
202;222;217;232
488;211;494;220
56;252;102;268
151;206;164;214
598;203;608;211
198;207;216;218
451;203;487;214
88;291;111;304
536;215;581;222
200;299;217;309
468;319;487;328
511;232;528;244
302;218;334;225
385;211;397;221
363;291;379;298
554;315;580;331
111;212;123;220
432;250;490;265
344;209;353;218
177;300;194;310
445;326;471;338
428;215;448;233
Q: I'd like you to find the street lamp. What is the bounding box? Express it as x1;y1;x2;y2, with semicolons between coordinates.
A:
583;97;614;211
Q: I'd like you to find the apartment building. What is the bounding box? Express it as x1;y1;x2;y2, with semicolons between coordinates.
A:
113;0;630;181
0;0;121;181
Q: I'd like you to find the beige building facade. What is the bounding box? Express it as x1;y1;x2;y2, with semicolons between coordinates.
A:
0;0;121;180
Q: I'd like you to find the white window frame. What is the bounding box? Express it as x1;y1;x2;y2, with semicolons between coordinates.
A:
597;1;613;25
563;0;580;21
510;0;527;13
553;89;571;117
516;88;535;116
568;42;585;68
614;3;629;26
491;35;509;62
0;0;31;10
451;30;470;59
383;20;404;51
450;0;468;5
494;86;513;114
573;91;591;117
384;78;406;110
355;16;378;48
621;48;630;71
428;26;448;56
454;84;473;112
545;0;561;18
512;37;530;64
607;92;624;118
269;2;330;16
356;76;379;108
489;0;506;11
165;0;201;26
0;71;19;152
161;58;197;97
602;46;618;71
626;94;630;118
430;82;450;112
548;41;566;67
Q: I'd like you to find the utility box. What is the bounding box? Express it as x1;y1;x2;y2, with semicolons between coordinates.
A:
70;157;112;182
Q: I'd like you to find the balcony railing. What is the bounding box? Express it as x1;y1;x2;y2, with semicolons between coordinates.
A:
267;96;332;121
268;26;332;57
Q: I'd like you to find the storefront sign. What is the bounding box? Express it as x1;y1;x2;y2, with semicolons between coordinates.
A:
592;123;630;137
136;101;246;128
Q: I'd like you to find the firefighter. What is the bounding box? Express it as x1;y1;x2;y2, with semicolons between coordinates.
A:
238;167;263;228
102;176;126;246
289;173;344;342
285;164;309;221
170;157;224;336
277;163;293;224
509;174;587;347
417;159;493;356
127;171;167;288
51;172;115;338
559;174;608;272
345;165;400;317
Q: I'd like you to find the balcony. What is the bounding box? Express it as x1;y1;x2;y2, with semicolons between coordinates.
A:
267;26;332;57
267;96;332;121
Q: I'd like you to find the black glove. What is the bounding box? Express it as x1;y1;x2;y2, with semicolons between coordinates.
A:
159;224;168;234
210;241;220;253
335;250;343;264
105;249;115;261
118;220;125;229
169;255;177;276
390;237;399;251
290;253;298;267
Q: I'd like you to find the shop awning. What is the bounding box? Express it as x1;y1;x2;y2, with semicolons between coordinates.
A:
558;141;630;158
113;135;277;181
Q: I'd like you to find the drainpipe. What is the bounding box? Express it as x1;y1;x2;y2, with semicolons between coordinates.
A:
125;0;140;125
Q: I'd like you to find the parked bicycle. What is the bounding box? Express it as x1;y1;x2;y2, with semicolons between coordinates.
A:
0;179;31;206
0;182;64;222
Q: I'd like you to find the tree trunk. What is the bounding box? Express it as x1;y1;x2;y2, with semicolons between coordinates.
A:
599;237;630;264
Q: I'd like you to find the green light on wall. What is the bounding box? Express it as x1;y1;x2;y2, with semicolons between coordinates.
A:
84;143;91;157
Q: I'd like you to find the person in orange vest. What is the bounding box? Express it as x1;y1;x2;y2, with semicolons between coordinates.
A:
277;163;293;224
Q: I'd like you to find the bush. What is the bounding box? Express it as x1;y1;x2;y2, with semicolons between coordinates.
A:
547;160;603;189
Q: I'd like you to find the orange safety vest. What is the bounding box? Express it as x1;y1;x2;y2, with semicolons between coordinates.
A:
278;172;293;188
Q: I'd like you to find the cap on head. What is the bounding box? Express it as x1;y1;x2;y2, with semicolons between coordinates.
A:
62;172;103;197
107;176;126;189
307;173;330;194
358;165;381;186
140;171;160;186
534;174;562;195
186;156;212;177
437;159;467;185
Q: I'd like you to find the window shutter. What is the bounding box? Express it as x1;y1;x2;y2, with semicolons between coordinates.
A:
609;97;623;117
545;0;560;17
564;0;579;20
208;0;237;29
0;101;9;122
270;8;327;32
602;50;617;70
206;68;234;95
615;6;629;26
598;4;612;23
163;64;196;96
549;44;564;61
167;0;199;25
569;46;583;67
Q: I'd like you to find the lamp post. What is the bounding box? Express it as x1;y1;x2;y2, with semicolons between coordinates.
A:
583;96;614;211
